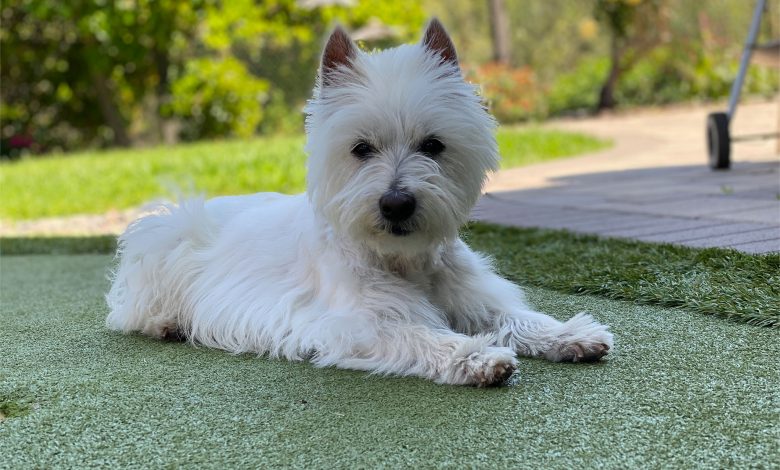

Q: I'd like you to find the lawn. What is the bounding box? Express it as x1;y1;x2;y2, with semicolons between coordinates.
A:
2;233;778;467
0;128;609;220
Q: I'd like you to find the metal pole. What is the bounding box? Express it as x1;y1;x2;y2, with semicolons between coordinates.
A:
727;0;766;122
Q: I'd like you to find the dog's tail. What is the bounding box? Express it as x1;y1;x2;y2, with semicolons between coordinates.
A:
105;198;217;337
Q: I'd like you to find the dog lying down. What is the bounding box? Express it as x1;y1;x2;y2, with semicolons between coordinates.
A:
107;19;613;386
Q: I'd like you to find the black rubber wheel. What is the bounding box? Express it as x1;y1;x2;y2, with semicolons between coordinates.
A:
707;112;730;170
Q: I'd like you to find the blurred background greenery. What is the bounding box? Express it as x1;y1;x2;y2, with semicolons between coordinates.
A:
1;0;778;155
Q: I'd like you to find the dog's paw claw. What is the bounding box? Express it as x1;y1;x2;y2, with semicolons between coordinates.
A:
555;340;610;363
473;363;515;387
544;313;614;363
450;347;518;387
161;326;187;342
482;361;516;387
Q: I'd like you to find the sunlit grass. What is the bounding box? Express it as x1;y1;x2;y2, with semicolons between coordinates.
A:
497;127;609;168
0;129;609;220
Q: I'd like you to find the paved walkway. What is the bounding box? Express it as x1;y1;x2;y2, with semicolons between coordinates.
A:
474;100;780;254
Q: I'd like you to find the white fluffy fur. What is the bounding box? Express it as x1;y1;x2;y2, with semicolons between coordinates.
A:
106;21;613;386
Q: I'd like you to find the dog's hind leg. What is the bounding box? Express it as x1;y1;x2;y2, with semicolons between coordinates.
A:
106;199;214;340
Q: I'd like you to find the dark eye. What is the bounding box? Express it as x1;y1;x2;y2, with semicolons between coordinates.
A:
418;137;445;157
351;140;375;160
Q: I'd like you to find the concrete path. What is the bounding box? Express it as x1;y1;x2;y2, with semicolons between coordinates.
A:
474;100;780;254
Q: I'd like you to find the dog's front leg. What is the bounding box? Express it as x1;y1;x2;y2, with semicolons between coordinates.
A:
308;284;517;386
326;324;517;386
434;240;613;362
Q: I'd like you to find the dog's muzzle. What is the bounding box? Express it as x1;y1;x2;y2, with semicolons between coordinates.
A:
379;190;416;223
379;189;416;236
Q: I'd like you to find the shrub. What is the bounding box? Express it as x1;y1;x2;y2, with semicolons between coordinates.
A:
169;57;270;140
546;57;609;116
465;63;544;123
618;45;779;106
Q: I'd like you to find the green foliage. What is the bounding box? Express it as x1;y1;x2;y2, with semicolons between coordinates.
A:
618;46;780;105
1;0;425;151
0;0;204;150
189;0;426;138
499;42;778;119
593;0;649;39
432;0;779;119
170;58;270;139
546;58;610;116
545;47;779;116
3;0;777;150
0;129;608;220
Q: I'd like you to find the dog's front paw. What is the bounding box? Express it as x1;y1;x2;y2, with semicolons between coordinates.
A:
551;341;610;363
444;345;517;387
544;312;614;363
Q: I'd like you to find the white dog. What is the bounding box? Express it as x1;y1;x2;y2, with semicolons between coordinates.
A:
107;20;612;386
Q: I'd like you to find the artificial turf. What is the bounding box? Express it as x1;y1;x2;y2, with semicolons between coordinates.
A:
3;223;778;327
1;254;778;468
464;224;780;328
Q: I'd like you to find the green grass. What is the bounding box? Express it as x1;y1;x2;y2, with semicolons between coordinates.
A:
496;127;609;168
0;136;307;221
0;235;117;255
1;253;778;467
2;223;777;327
464;224;780;328
0;129;609;220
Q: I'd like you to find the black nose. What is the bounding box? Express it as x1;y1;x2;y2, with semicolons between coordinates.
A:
379;190;416;223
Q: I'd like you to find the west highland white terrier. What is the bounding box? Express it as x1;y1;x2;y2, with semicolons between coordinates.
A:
107;20;613;386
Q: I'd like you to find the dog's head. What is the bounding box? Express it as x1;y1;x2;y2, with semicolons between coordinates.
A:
305;19;498;255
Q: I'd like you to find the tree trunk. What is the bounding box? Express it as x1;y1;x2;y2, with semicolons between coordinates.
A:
153;46;179;145
487;0;511;65
153;47;169;100
91;69;131;147
597;35;622;111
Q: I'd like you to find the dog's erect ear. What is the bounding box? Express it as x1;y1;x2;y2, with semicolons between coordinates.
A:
421;18;458;66
321;26;358;85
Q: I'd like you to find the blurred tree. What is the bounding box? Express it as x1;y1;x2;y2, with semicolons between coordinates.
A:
593;0;668;110
428;0;776;122
1;0;424;153
1;0;204;150
487;0;511;65
183;0;425;138
3;0;776;152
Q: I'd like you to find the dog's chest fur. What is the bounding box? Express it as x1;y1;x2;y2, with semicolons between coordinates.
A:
360;242;478;325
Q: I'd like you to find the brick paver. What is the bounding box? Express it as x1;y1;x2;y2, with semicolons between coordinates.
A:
474;100;780;254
